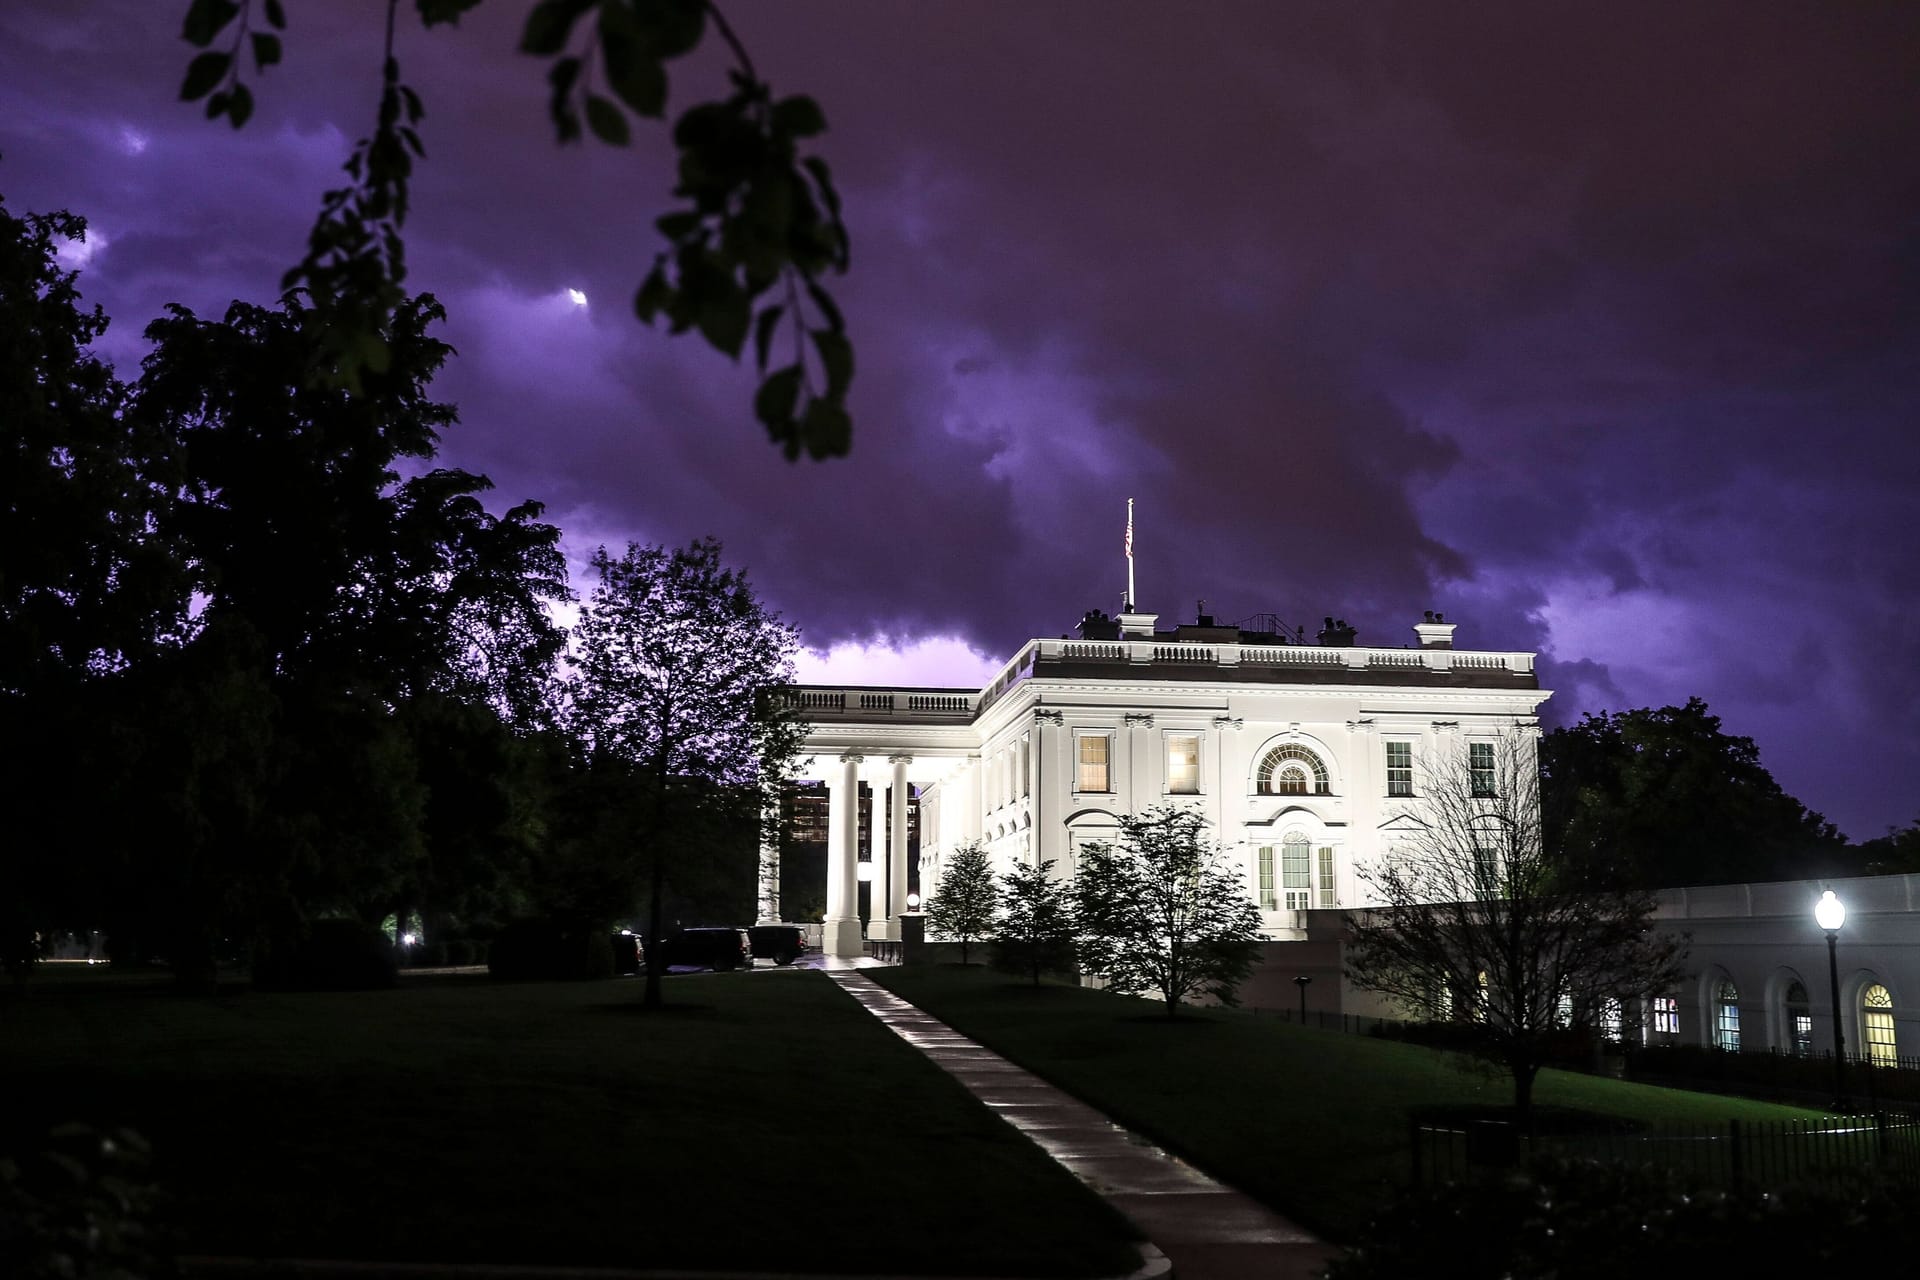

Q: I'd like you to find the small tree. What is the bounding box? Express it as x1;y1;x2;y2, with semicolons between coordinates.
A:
1074;807;1265;1017
1345;728;1687;1125
566;538;806;1009
992;858;1076;985
925;841;997;965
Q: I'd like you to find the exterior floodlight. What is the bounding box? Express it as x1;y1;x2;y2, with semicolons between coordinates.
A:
856;861;874;882
1815;890;1845;933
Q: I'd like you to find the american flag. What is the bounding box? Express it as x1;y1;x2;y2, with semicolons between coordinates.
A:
1125;498;1134;559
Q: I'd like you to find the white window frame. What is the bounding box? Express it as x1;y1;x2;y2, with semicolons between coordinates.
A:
1073;730;1114;795
1163;731;1202;796
1386;741;1414;797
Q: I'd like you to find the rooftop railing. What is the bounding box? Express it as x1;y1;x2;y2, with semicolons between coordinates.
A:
790;637;1537;725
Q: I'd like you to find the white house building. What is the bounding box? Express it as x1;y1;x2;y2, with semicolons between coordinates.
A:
765;603;1551;957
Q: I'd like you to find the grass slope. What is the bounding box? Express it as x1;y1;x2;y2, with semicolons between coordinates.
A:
872;966;1829;1241
1;967;1140;1277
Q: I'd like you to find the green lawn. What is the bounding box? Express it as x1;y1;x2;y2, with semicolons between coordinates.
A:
0;966;1141;1276
871;966;1831;1242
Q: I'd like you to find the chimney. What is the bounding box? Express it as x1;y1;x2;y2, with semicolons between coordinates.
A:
1414;610;1457;649
1316;617;1358;647
1077;609;1121;641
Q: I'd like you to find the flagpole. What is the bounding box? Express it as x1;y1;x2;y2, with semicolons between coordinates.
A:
1125;497;1135;611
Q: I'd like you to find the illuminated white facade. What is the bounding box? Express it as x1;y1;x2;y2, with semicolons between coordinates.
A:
768;607;1550;957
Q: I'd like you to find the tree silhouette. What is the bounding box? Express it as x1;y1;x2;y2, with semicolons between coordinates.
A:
992;857;1076;986
1346;728;1687;1125
925;841;996;966
1073;807;1264;1017
565;538;805;1007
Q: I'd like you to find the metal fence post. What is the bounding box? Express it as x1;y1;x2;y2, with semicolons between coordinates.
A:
1728;1118;1743;1187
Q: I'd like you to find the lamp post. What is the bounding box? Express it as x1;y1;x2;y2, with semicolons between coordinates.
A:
1293;974;1313;1024
1815;889;1848;1111
856;860;874;927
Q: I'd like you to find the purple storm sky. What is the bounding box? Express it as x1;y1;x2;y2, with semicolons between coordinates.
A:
4;2;1915;840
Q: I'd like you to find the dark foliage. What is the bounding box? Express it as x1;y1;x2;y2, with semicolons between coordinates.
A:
1541;698;1853;888
0;1123;173;1280
251;918;399;991
485;918;617;982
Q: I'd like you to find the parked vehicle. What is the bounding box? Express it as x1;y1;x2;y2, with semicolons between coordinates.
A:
662;927;753;972
610;930;643;976
747;924;809;966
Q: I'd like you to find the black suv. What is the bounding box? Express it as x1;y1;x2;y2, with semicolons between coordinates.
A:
747;924;809;966
662;927;753;972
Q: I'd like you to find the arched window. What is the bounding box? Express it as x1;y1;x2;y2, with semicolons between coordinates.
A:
1784;981;1812;1056
1257;744;1330;795
1863;984;1897;1067
1714;979;1740;1051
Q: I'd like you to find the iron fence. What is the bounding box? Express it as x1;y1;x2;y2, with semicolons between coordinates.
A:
1410;1111;1920;1190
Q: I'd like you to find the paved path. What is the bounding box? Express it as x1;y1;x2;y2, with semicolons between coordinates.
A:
828;973;1342;1280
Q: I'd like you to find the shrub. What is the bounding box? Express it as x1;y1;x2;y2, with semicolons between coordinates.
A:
0;1123;170;1280
1324;1157;1920;1279
486;919;615;982
252;918;398;991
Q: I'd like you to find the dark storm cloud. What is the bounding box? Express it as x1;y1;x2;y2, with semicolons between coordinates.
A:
3;1;1915;838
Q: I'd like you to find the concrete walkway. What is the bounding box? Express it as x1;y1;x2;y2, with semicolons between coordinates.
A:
828;973;1341;1280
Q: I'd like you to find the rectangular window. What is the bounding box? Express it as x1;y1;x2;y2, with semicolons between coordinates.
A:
1473;846;1498;899
1469;741;1496;798
1653;996;1679;1039
1166;734;1200;794
1282;841;1311;910
1386;742;1413;797
1316;846;1336;909
1257;846;1276;910
1076;733;1111;793
1792;1013;1814;1057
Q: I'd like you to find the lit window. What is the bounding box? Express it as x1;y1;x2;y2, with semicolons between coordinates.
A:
1714;980;1740;1051
1469;741;1495;798
1864;984;1897;1067
1653;995;1680;1040
1076;733;1111;793
1602;998;1623;1042
1317;846;1336;909
1257;846;1276;910
1785;981;1812;1056
1282;836;1311;909
1166;734;1200;794
1386;742;1413;797
1256;744;1330;795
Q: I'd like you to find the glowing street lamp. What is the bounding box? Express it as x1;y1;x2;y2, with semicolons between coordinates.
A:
1815;890;1848;1110
857;860;874;925
1293;974;1313;1023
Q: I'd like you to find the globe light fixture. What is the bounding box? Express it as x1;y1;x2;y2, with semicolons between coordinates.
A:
856;861;874;882
1815;890;1848;1110
907;891;921;909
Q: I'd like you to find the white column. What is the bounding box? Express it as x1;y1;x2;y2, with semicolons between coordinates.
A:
824;752;865;957
865;770;888;940
888;755;912;933
755;797;781;924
